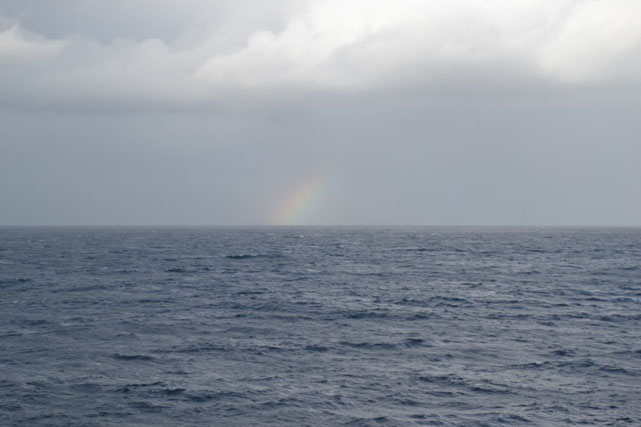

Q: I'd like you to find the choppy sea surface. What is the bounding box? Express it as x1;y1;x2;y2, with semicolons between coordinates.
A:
1;227;640;426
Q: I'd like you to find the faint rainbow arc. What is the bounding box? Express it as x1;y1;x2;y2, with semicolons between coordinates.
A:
271;174;327;225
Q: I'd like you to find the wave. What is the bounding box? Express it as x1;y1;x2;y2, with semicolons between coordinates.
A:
224;254;283;260
338;338;428;351
111;354;155;361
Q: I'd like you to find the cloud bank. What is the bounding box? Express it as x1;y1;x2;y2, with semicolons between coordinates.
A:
1;0;641;110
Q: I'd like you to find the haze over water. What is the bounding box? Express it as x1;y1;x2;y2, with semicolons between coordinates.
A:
2;226;640;425
2;0;641;226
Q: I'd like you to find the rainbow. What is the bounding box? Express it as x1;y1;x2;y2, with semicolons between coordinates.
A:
271;173;327;225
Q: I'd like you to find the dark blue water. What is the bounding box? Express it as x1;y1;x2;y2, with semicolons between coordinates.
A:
1;227;640;426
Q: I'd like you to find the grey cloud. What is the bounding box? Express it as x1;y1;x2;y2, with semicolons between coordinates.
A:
0;0;292;43
2;0;641;112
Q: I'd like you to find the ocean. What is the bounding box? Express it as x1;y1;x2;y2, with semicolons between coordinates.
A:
1;226;640;426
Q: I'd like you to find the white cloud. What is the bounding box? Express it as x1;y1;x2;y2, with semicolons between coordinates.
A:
537;0;641;82
194;0;641;89
0;25;66;62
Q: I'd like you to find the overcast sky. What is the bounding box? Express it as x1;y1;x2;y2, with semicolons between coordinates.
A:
1;0;640;225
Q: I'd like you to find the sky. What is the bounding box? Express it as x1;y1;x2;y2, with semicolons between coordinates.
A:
1;0;640;226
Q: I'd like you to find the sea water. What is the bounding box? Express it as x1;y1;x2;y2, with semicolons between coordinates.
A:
1;226;640;425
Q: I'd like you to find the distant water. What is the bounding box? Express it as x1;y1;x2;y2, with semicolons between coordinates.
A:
1;226;640;426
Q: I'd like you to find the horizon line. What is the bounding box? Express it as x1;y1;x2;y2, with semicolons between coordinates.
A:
1;224;640;228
